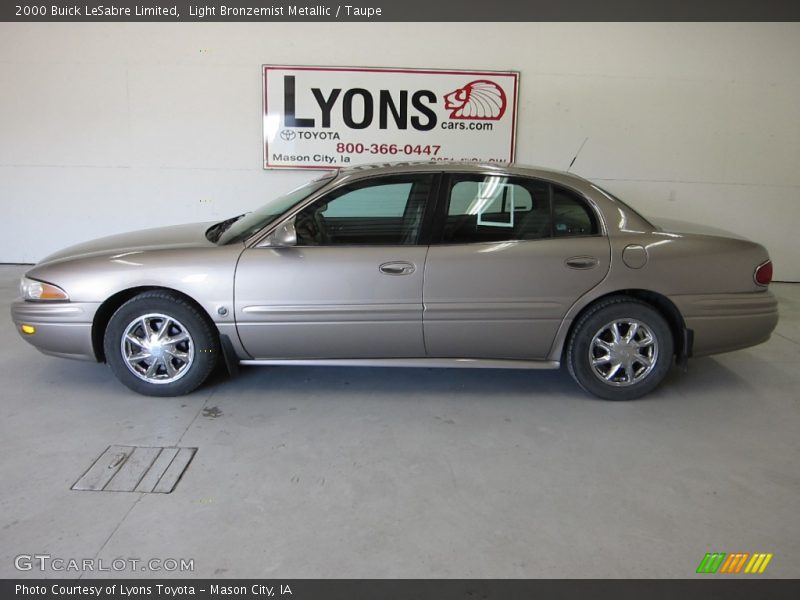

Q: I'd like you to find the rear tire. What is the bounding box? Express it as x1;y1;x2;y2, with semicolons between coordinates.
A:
567;297;673;401
104;291;219;397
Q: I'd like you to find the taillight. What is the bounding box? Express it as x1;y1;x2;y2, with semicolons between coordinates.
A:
755;260;773;286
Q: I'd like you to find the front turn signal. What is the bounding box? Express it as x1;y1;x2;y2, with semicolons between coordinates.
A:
20;277;69;301
21;324;36;335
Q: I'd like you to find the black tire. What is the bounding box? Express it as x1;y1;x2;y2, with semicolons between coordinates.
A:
104;291;219;397
566;297;674;401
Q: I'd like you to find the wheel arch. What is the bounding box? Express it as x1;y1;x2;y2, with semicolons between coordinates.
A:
91;286;217;363
558;289;691;365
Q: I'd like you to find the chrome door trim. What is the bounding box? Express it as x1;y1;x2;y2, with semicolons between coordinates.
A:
239;358;560;369
240;303;417;319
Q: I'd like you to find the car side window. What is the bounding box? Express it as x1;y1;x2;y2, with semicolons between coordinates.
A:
442;175;550;244
552;185;599;237
295;175;434;246
441;175;599;244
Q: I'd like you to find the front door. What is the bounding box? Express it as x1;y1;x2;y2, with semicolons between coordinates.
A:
235;174;436;359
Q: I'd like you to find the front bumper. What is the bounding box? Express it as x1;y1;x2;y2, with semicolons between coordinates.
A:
10;299;101;361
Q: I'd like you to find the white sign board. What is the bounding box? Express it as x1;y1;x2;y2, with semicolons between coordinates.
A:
263;66;519;169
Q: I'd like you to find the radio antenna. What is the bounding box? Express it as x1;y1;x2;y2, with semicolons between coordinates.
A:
567;137;589;172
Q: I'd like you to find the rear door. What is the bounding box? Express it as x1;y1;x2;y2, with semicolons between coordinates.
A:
423;173;611;359
235;173;437;359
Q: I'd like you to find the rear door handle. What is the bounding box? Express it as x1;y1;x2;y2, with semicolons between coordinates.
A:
379;261;415;276
565;256;598;270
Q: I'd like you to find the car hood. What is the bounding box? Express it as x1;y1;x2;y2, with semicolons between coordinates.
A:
39;222;218;265
648;217;746;240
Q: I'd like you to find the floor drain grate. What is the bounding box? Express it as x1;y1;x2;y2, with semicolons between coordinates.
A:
72;445;197;493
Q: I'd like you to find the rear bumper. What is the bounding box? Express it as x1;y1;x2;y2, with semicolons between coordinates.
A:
10;299;101;361
673;291;779;357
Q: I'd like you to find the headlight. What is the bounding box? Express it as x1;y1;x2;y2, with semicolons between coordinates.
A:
20;277;69;301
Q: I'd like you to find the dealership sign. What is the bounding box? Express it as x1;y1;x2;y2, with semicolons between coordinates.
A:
263;66;519;169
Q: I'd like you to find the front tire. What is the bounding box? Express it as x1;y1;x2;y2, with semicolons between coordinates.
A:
104;292;219;397
567;298;674;401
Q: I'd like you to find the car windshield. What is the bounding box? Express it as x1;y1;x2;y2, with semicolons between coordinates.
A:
209;174;336;245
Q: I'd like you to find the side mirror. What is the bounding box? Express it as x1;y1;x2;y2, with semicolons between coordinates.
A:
258;219;297;248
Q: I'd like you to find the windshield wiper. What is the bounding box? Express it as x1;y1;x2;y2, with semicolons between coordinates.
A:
205;214;245;243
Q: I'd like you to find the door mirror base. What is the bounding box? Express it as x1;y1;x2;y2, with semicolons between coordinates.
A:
258;219;297;248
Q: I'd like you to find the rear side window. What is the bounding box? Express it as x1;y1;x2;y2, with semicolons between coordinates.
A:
441;175;599;244
449;181;534;216
552;185;598;237
442;176;550;244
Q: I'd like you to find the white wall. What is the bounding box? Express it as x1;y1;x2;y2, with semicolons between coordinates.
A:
1;22;798;279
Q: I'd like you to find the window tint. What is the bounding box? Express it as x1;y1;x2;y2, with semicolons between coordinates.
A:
441;175;599;244
295;175;434;246
449;181;533;216
322;183;412;218
442;175;550;244
552;185;598;237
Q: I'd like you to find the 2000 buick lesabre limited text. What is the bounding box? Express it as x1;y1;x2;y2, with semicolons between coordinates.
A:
10;162;778;400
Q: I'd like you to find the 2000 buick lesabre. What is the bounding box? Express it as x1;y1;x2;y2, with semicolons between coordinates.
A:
11;162;778;400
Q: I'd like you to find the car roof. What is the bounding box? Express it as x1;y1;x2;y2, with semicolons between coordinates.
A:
335;160;587;185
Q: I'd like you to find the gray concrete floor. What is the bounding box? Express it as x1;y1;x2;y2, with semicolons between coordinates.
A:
0;263;798;579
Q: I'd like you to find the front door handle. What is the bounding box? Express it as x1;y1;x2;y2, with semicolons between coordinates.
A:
379;261;415;276
565;256;599;270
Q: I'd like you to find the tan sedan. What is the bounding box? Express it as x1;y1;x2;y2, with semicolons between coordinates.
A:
11;162;778;400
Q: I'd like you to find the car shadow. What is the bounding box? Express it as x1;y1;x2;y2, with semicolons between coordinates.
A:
202;357;754;406
213;363;577;400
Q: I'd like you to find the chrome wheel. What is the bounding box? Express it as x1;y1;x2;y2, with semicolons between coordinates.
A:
120;313;195;384
589;319;658;387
